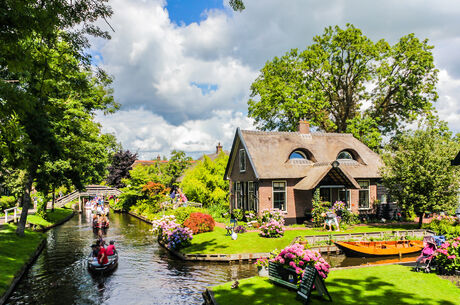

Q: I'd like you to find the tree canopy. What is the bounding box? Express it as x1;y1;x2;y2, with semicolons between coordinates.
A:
0;0;117;235
381;120;460;228
106;150;138;189
248;24;438;149
180;153;229;207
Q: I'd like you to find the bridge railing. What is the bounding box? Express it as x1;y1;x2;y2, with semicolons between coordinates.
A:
4;207;19;223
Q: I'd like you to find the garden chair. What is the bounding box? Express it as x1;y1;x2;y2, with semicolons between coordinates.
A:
225;219;237;236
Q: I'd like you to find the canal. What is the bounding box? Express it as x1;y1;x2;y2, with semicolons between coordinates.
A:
6;212;257;305
6;212;418;304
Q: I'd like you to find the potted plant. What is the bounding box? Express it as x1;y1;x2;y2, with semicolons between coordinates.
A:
255;257;269;277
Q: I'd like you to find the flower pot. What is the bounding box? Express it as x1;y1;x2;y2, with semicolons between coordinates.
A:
258;266;269;277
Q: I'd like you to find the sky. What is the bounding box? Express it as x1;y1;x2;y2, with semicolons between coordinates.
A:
92;0;460;160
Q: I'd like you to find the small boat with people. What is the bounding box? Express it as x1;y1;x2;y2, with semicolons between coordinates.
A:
334;239;424;257
92;214;110;229
88;240;118;274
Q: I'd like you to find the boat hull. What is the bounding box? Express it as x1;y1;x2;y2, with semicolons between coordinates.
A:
87;253;118;274
334;240;423;257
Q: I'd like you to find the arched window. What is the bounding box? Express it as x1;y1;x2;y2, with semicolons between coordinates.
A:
289;150;307;160
337;150;353;160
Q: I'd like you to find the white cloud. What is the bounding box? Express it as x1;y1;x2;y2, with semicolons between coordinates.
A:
91;0;460;157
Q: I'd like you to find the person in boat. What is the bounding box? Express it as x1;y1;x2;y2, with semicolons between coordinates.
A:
97;240;108;266
106;240;116;256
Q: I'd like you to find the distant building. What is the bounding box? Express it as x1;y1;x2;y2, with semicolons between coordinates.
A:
224;121;386;224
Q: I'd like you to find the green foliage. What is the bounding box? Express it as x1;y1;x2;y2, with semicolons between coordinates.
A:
129;199;161;218
165;150;192;187
207;203;230;223
248;24;438;149
166;206;207;224
311;189;329;226
424;217;460;239
0;196;16;211
381;119;460;227
180;152;229;207
232;208;244;221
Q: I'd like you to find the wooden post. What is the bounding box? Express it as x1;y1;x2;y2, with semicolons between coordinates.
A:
13;208;17;223
78;195;82;213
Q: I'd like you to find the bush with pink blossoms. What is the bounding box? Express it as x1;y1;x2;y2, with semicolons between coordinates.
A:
259;219;284;238
152;215;193;250
261;208;286;224
435;236;460;274
271;243;330;280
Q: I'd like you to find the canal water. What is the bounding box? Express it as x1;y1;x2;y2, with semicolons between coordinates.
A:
6;212;418;305
6;212;257;305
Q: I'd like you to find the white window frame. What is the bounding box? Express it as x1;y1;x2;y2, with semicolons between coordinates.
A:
358;179;371;210
272;180;287;212
239;149;246;172
338;188;351;210
248;181;254;211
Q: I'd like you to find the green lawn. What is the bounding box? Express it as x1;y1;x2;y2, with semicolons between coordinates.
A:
211;265;460;305
26;208;73;228
181;224;419;255
0;224;44;298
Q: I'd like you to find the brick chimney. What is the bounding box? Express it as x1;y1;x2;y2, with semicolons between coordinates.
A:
298;120;310;134
216;142;223;154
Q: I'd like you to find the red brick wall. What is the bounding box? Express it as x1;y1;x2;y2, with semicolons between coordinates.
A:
349;180;377;214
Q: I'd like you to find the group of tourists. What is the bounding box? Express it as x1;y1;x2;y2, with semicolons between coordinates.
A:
90;240;116;266
169;187;188;207
92;214;109;229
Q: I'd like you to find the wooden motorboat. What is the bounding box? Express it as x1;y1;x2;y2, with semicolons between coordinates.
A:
334;240;423;257
87;252;118;274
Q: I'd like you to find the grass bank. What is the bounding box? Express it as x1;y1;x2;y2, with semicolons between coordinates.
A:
211;265;460;305
27;208;74;229
0;224;44;298
182;224;419;255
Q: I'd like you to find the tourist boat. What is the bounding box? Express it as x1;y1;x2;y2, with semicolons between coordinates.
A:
92;221;109;229
334;240;424;257
87;252;118;274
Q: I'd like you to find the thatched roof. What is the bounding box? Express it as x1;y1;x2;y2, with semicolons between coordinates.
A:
226;128;383;187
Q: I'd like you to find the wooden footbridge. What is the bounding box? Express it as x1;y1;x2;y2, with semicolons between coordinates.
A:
56;185;122;211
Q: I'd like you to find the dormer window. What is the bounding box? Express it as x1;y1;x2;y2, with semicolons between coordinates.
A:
239;149;246;172
289;150;307;160
337;150;353;160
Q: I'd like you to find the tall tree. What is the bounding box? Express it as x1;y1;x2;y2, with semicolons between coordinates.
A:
381;120;460;228
165;150;192;187
106;150;138;189
248;24;438;149
0;1;116;235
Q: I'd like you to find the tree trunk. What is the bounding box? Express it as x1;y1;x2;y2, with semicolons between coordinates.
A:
16;174;34;236
418;212;424;229
52;186;55;212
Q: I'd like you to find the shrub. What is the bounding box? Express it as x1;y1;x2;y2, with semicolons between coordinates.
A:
260;219;284;238
184;212;215;234
245;210;259;222
311;189;329;226
271;243;330;280
261;209;285;224
207;203;229;222
435;236;460;274
152;215;193;250
332;200;359;225
171;206;207;224
234;225;246;233
425;215;460;239
0;196;16;211
232;208;243;221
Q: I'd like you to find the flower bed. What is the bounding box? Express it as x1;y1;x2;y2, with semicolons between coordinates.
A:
271;243;330;280
435;236;460;275
152;215;193;250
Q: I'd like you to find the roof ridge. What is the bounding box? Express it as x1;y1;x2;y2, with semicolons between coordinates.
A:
241;130;353;137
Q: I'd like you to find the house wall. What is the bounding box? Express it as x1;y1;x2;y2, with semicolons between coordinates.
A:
349;180;378;214
228;139;257;182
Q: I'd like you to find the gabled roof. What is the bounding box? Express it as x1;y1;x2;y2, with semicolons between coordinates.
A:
451;151;460;166
294;164;360;190
224;128;259;180
227;129;382;180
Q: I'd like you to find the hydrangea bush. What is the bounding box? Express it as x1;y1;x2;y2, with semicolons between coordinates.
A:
152;215;193;250
271;243;330;279
435;236;460;274
261;208;286;224
260;219;284;238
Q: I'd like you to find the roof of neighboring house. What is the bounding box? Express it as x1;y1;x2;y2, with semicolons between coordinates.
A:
225;128;383;185
452;151;460;166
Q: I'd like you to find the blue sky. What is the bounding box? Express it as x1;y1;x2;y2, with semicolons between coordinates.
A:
166;0;224;25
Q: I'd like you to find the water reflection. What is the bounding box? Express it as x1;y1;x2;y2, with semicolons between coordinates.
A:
6;212;257;305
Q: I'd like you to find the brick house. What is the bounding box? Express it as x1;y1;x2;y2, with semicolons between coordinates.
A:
224;121;386;224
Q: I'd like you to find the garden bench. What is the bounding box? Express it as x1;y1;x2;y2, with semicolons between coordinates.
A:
225;219;237;236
